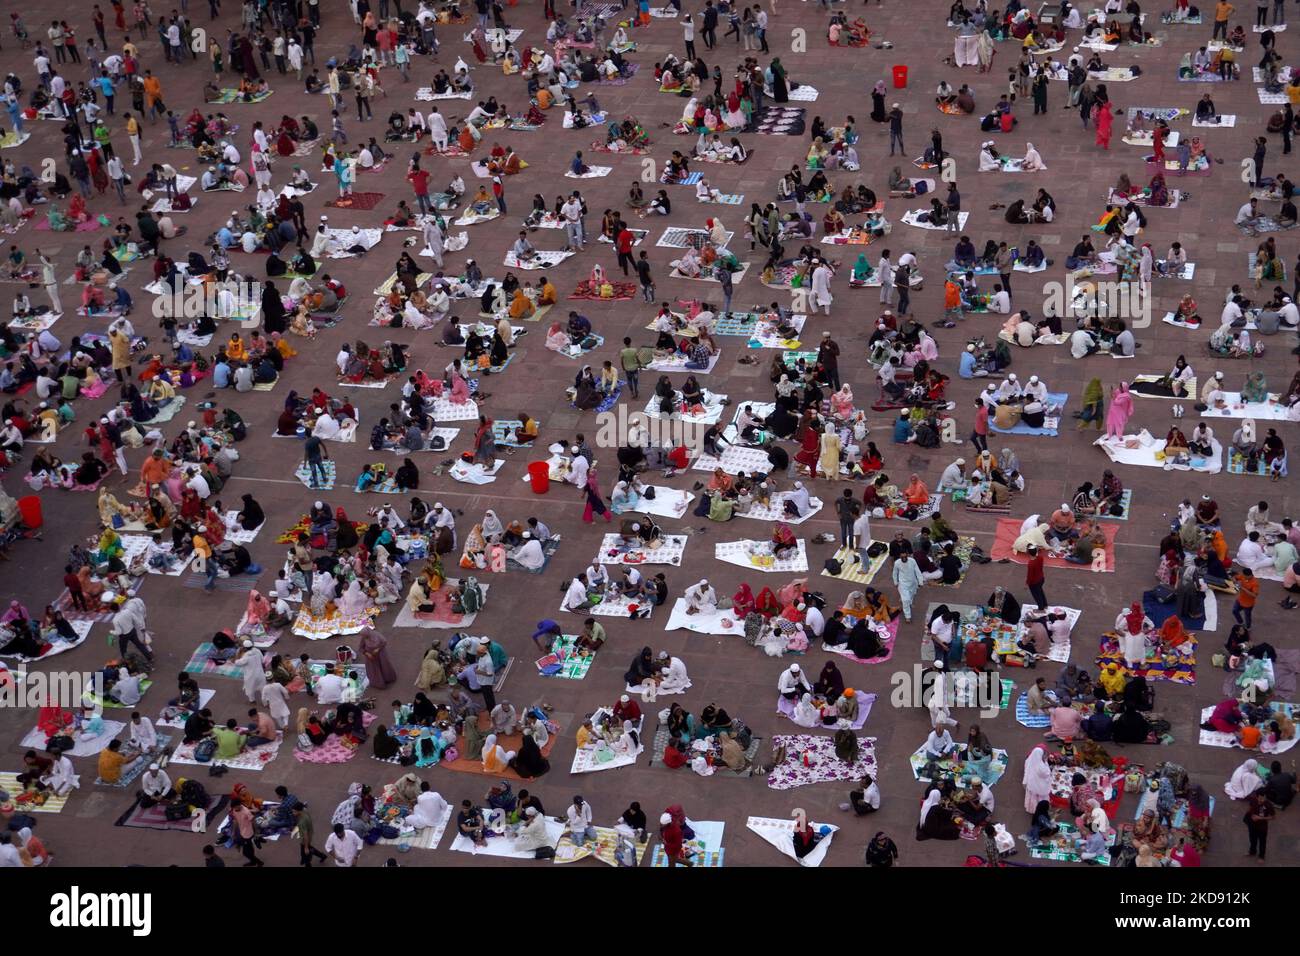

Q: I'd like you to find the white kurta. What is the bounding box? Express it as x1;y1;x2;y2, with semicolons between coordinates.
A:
240;648;267;702
262;681;292;726
408;790;449;829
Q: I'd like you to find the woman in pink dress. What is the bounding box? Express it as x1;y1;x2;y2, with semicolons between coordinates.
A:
1104;381;1134;441
449;372;471;404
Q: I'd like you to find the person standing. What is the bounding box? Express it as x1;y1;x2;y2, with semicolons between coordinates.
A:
817;331;840;389
835;489;860;547
888;103;904;156
325;822;364;866
895;262;911;317
971;398;989;453
37;249;61;315
620;336;642;399
1232;568;1259;628
877;249;894;305
293;803;329;866
702;0;719;48
891;548;924;622
615;224;636;276
995;241;1012;296
1025;544;1047;608
1213;0;1234;40
1244;791;1274;860
303;434;329;488
407;163;431;213
852;508;873;564
107;152;127;203
124;112;142;164
659;811;692;866
492;174;506;215
231;800;265;866
111;598;155;662
635;250;654;302
683;16;696;60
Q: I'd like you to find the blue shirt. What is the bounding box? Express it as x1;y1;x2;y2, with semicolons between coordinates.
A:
892;417;912;443
212;362;231;388
97;77;114;98
959;350;977;379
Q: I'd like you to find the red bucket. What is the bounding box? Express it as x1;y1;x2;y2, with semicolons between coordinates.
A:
527;461;551;494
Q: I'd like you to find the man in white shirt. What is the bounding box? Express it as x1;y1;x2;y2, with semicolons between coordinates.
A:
315;666;346;705
1220;295;1245;329
186;468;211;499
1111;324;1136;356
778;663;812;698
1280;297;1300;327
842;774;881;814
567;449;589;488
684;579;717;613
561;575;590;612
140;763;173;805
427;107;448;152
877;252;894;305
128;712;158;752
1069;320;1098;359
988;285;1011;313
1236;199;1260;235
565;795;598;843
325;823;364;866
802;603;826;638
657;651;691;691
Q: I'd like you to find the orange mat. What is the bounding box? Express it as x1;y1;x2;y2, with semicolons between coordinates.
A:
440;711;562;781
989;519;1119;572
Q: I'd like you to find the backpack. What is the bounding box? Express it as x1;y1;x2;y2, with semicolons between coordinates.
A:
193;737;218;762
824;558;842;576
866;542;887;559
729;718;753;750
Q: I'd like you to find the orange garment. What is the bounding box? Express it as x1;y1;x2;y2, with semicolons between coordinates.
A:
1157;615;1186;647
458;126;476;152
944;282;961;310
1240;724;1261;748
98;748;127;784
1211;531;1228;563
140;456;172;485
142;75;163;108
1234;574;1259;608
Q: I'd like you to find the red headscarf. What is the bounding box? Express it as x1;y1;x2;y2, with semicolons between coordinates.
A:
1125;602;1145;636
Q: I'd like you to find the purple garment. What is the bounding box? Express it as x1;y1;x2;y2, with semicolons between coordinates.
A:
359;631;397;689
